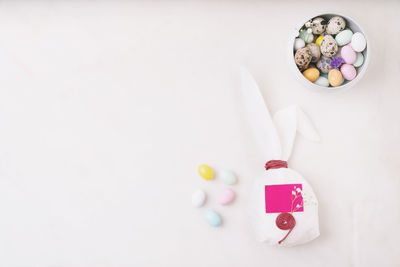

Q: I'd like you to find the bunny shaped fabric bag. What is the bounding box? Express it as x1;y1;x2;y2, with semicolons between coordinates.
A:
241;68;320;247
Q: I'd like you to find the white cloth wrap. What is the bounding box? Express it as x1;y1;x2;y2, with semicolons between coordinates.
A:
248;168;319;247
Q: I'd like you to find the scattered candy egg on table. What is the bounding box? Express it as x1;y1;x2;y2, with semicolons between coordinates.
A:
295;47;312;69
317;56;332;74
328;69;343;87
351;32;367;52
311;17;327;34
326;16;346;35
293;38;305;51
353;52;364;67
220;170;237;185
192;189;206;208
205;210;222;227
198;164;214;180
320;35;338;57
315;35;324;46
314;76;330;87
341;44;357;64
335;29;353;46
306;43;321;62
302;67;320;82
218;188;235;205
340;64;357;80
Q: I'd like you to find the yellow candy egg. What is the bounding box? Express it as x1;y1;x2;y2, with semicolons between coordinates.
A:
302;67;320;82
198;164;214;180
316;35;324;46
328;69;343;87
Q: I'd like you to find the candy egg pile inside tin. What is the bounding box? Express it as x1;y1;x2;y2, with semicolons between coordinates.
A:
293;16;366;87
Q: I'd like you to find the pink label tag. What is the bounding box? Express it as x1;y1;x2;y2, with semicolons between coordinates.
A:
265;184;304;213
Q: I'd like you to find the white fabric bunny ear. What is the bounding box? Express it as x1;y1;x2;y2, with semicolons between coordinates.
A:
240;67;281;161
240;67;319;162
273;106;320;161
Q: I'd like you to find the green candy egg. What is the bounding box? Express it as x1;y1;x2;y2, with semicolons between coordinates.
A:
353;52;364;67
314;76;330;87
219;170;237;185
299;29;314;44
335;29;353;46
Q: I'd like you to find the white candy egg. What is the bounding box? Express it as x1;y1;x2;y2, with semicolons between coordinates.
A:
351;32;366;52
192;189;206;208
293;38;305;51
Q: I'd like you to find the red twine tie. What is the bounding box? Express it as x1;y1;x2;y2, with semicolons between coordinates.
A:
265;160;288;171
265;160;295;245
276;213;296;244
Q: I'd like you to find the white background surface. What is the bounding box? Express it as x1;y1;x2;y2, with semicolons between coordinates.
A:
0;1;399;266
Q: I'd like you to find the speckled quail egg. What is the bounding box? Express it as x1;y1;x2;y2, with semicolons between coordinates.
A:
316;56;333;74
311;17;327;34
326;16;346;35
294;47;312;69
320;35;338;57
306;43;321;63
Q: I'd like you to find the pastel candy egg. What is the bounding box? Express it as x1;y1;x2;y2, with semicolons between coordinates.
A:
341;44;356;64
293;38;305;51
299;29;314;44
320;35;338;57
218;188;235;205
220;170;237;185
205;210;221;227
314;76;329;87
192;189;206;208
304;32;314;44
315;35;324;46
335;29;353;46
298;29;306;39
351;32;367;52
353;52;364;67
198;164;214;180
340;64;357;80
302;67;320;82
328;69;343;87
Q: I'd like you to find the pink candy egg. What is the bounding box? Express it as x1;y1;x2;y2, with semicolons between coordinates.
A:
218;188;235;205
340;44;357;64
341;44;356;64
340;64;357;80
